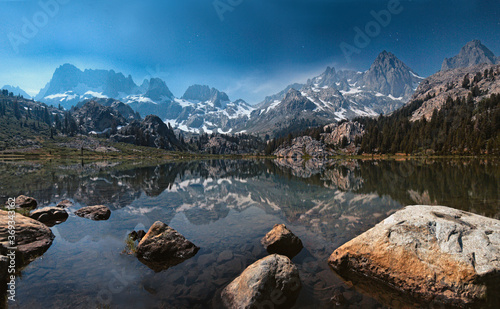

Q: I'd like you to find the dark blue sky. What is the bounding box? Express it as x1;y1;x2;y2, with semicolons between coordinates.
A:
1;0;499;103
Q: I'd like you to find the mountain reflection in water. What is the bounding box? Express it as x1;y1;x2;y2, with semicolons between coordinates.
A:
1;158;498;308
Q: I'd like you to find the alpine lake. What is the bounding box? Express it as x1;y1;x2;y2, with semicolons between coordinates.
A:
1;158;499;309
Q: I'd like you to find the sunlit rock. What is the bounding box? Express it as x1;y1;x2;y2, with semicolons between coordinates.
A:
221;254;301;309
136;221;199;272
329;205;500;307
261;224;303;258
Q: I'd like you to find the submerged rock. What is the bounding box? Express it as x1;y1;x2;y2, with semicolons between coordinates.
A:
56;199;73;208
328;205;500;308
221;254;301;309
136;221;199;272
0;210;54;264
261;224;303;258
74;205;111;221
5;195;37;209
30;207;68;225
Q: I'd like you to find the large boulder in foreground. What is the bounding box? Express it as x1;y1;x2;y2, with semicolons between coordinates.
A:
328;205;500;308
74;205;111;221
221;254;301;309
136;221;199;272
30;207;68;225
0;210;54;264
261;224;303;258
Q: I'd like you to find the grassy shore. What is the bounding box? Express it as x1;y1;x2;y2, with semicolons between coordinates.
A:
0;136;496;161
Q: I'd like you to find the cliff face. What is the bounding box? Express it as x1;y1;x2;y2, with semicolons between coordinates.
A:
273;136;335;159
322;121;365;146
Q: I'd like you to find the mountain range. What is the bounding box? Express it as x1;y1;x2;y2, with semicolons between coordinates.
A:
1;85;31;99
9;40;500;137
241;51;424;135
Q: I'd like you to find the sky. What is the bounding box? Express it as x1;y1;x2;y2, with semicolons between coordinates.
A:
0;0;499;104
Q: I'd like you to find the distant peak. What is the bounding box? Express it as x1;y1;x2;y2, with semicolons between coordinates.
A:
466;39;482;47
442;39;497;71
144;77;174;100
182;84;229;102
182;84;212;101
55;63;81;73
376;50;396;60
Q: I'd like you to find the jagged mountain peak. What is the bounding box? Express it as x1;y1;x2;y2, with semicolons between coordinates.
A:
182;84;212;101
144;77;174;101
36;63;141;109
56;63;81;73
281;88;316;111
441;40;498;71
363;50;422;98
370;50;410;72
181;84;230;103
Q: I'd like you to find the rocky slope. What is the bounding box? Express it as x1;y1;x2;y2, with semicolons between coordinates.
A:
409;63;500;121
71;100;130;135
441;40;499;71
111;115;185;151
243;51;423;136
322;121;364;146
77;98;141;122
274;136;334;158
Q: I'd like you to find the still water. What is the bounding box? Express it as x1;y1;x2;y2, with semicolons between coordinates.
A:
1;158;499;308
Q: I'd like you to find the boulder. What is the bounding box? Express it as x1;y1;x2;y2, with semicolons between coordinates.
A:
261;224;303;258
30;207;68;224
221;254;301;309
56;199;73;208
328;205;500;308
74;205;111;221
0;210;54;264
5;195;37;209
136;221;199;272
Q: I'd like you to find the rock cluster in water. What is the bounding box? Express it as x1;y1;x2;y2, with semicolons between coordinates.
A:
220;224;304;308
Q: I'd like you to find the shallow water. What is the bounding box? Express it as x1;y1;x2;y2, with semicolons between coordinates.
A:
1;158;499;308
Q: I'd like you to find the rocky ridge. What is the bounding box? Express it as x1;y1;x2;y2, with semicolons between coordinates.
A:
243;51;423;135
409;63;500;121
